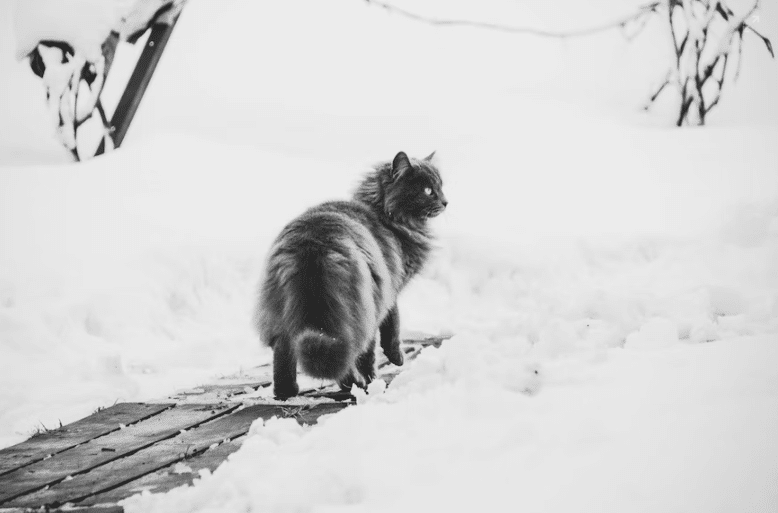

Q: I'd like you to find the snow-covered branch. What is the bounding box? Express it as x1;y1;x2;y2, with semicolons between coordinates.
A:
17;0;186;160
645;0;773;126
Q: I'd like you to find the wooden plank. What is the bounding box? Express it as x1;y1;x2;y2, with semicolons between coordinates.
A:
300;381;355;401
156;381;273;406
9;405;272;508
0;506;124;513
80;436;247;506
276;402;349;425
12;403;347;508
0;335;446;510
85;403;348;506
186;381;272;399
409;335;447;348
0;404;235;506
0;403;171;477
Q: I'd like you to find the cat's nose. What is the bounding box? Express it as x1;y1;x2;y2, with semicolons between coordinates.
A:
441;199;448;208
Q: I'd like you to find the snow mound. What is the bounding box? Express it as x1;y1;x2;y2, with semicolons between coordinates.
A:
14;0;135;61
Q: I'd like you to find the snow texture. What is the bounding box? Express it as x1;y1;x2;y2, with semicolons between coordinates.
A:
1;0;777;511
13;0;135;61
12;0;181;60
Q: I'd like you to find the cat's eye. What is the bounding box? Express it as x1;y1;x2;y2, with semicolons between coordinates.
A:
424;187;433;196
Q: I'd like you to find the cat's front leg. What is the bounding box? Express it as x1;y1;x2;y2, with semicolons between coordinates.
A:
272;335;299;399
379;305;404;366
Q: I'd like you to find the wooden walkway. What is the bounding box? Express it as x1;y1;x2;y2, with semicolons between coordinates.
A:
0;336;445;512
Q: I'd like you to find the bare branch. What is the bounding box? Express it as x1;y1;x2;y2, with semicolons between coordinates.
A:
678;96;693;126
748;26;774;57
644;71;672;110
362;0;662;39
702;54;721;82
716;53;729;90
705;96;721;114
736;30;746;80
716;0;773;57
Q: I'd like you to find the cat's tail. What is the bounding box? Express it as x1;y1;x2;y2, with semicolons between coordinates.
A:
285;243;372;380
294;329;353;379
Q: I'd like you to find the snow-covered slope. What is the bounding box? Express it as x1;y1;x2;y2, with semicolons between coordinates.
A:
124;335;778;513
1;114;776;510
1;0;777;511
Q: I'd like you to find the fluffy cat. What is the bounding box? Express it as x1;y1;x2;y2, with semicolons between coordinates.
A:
255;151;447;399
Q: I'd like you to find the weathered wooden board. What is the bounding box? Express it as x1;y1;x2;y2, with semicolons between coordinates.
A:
158;381;274;405
83;403;348;506
9;404;274;508
0;403;171;477
0;506;124;513
0;404;236;505
198;381;272;397
80;437;247;506
0;335;449;512
14;403;349;508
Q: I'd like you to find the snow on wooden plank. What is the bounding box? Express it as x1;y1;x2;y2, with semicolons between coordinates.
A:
0;403;171;477
301;340;435;400
12;403;348;508
274;402;349;425
0;404;236;506
163;381;273;403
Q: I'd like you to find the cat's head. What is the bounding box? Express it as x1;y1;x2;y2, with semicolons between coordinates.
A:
355;151;447;226
384;151;447;222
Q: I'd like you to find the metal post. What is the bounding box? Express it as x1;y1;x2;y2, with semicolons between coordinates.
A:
95;15;182;157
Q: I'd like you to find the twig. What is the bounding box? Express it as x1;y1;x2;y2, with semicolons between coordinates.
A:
362;0;662;39
716;0;773;57
644;70;672;110
734;29;745;80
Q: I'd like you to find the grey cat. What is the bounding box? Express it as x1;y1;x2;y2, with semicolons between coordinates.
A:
255;151;447;399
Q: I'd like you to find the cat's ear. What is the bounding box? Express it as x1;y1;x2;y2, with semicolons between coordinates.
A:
392;151;412;180
424;150;436;162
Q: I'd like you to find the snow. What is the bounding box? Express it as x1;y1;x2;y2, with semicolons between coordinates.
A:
13;0;135;61
120;336;778;513
1;0;778;511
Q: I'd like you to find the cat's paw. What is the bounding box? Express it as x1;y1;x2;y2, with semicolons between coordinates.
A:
273;381;299;400
382;343;404;366
338;372;366;392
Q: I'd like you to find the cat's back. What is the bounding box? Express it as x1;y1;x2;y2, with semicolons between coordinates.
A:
276;200;391;252
259;199;403;338
267;199;402;298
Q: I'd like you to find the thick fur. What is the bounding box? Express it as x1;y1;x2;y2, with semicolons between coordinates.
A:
255;151;447;399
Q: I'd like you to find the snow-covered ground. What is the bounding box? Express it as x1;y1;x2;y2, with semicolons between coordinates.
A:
1;0;777;511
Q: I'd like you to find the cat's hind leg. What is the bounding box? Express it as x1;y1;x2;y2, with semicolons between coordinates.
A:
272;335;299;399
379;305;404;366
356;338;377;385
